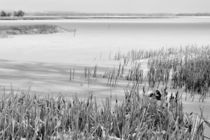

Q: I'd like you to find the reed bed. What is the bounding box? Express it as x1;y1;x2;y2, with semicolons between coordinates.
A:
114;46;210;99
146;46;210;100
0;85;209;140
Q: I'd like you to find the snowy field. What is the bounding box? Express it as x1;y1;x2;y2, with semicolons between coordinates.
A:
0;18;210;135
0;17;210;91
1;17;210;64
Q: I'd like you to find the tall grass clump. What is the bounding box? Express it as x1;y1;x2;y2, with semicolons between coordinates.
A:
116;46;210;99
0;85;209;139
145;46;210;100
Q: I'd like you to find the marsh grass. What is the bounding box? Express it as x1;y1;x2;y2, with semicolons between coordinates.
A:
0;84;209;140
0;25;61;36
146;46;210;100
114;46;210;99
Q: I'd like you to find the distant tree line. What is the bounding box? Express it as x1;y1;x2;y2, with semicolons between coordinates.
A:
0;10;24;17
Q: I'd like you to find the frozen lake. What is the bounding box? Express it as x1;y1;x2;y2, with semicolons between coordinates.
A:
0;17;210;65
1;18;210;133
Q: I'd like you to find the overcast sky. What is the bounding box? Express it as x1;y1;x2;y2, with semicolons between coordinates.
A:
0;0;210;13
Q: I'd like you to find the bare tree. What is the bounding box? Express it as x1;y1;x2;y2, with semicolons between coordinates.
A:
14;10;25;17
0;11;7;17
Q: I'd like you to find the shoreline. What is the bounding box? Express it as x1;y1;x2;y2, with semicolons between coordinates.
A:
0;16;210;24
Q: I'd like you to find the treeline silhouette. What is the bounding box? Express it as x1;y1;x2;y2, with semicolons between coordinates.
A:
0;10;24;17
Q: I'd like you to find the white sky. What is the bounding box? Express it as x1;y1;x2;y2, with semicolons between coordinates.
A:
0;0;210;13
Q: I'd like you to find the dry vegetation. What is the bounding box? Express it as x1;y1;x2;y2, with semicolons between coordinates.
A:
0;25;61;37
114;46;210;100
0;84;209;140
